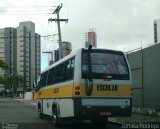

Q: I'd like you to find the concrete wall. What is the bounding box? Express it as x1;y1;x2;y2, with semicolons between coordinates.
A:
127;44;160;109
127;50;143;107
24;91;36;100
143;44;160;109
24;92;32;100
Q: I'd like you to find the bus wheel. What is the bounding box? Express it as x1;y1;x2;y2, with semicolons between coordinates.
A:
52;107;60;126
38;105;45;119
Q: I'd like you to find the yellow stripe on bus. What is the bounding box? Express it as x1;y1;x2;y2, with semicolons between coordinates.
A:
80;83;132;97
37;83;132;98
37;84;73;98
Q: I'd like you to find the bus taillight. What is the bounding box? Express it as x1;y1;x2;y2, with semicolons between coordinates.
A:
74;86;81;95
75;91;80;95
75;86;80;90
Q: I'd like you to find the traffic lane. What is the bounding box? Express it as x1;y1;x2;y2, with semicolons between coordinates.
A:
53;123;121;129
0;99;53;129
0;99;49;123
0;99;121;129
39;122;121;129
19;100;121;129
15;100;121;129
0;123;121;129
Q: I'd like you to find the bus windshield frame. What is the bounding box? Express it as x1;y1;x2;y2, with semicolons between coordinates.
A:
82;49;130;80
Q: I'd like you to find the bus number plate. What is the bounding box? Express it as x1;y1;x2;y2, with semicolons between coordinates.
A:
100;112;112;116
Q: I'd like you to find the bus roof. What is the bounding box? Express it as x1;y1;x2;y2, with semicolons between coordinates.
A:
41;48;123;74
41;48;80;74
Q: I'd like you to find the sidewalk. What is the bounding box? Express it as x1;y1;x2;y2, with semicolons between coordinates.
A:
109;113;160;124
0;97;13;101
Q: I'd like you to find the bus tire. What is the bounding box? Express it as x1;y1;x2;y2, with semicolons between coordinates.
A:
52;106;61;126
38;104;45;119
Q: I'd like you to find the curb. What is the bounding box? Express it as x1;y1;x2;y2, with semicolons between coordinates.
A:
108;119;123;125
132;108;160;117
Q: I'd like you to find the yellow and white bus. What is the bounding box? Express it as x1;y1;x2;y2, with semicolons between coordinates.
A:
35;47;132;126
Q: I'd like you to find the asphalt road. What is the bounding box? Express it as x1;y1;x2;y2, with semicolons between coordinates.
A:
0;98;121;129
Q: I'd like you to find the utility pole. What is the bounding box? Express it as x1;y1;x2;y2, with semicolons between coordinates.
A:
48;3;68;59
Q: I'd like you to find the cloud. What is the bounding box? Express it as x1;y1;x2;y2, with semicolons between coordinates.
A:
0;0;14;27
1;0;160;69
60;0;155;51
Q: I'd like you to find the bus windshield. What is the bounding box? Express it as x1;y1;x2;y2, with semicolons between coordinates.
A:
82;49;129;80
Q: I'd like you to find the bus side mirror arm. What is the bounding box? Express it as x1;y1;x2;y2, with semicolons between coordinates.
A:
86;44;93;96
86;79;93;96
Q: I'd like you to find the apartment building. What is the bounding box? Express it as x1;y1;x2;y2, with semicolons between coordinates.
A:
17;21;41;89
0;21;41;92
0;28;17;92
85;30;97;48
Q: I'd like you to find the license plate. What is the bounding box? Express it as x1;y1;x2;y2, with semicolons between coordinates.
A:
100;112;112;116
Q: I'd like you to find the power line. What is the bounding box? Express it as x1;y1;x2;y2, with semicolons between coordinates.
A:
0;6;56;15
0;10;53;13
0;13;52;15
0;10;53;15
0;34;58;39
0;6;57;8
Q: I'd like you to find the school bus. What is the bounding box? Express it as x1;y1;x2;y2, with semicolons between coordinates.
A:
35;46;132;126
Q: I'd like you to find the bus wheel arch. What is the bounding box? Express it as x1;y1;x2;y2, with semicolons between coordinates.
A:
52;104;61;126
37;102;45;119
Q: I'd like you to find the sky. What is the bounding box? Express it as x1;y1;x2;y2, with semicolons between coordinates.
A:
0;0;160;70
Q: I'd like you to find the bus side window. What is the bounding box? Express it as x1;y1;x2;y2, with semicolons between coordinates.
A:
41;71;48;87
63;60;70;81
36;76;42;88
47;68;55;85
70;58;75;79
55;63;64;83
63;58;75;80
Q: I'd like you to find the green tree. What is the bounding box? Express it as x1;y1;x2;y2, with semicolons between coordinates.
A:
0;76;6;84
5;74;24;97
0;59;9;85
0;59;23;97
0;59;9;69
